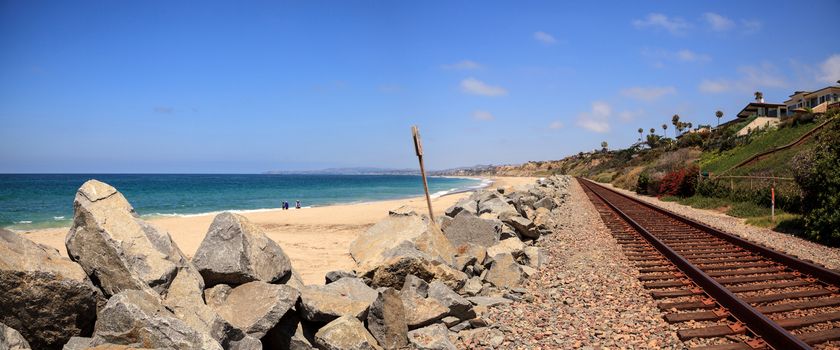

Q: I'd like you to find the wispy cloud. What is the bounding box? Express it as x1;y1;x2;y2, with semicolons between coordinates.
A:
699;63;787;94
641;48;711;68
548;121;564;129
576;101;612;133
618;110;645;122
472;110;495;121
442;60;482;70
818;54;840;83
703;12;735;31
675;49;711;62
620;86;677;102
741;19;762;34
153;106;174;114
632;13;689;35
460;77;508;96
533;31;558;45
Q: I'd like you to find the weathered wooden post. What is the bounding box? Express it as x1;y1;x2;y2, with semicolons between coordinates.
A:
412;126;435;220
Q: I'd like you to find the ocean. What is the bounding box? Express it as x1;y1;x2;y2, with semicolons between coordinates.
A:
0;174;486;230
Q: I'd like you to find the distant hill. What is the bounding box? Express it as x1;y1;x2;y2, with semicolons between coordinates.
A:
263;167;420;175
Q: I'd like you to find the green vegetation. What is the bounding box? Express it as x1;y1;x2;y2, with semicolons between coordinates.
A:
792;118;840;245
700;121;821;174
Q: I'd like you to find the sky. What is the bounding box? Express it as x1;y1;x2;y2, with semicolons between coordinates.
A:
1;1;839;173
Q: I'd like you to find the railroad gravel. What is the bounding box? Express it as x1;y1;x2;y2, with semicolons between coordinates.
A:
605;184;840;271
483;178;683;349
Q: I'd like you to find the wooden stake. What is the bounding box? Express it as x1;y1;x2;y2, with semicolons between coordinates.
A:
412;126;435;220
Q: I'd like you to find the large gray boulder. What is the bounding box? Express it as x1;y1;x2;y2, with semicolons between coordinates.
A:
427;281;475;321
313;316;382;350
0;323;31;350
297;278;377;323
367;255;467;291
366;288;408;350
484;253;525;289
349;211;455;275
65;180;189;297
90;290;222;350
192;212;292;286
211;281;299;338
499;212;538;239
399;280;448;329
477;197;517;217
443;197;478;218
441;211;501;248
162;267;256;348
407;324;456;350
0;229;101;349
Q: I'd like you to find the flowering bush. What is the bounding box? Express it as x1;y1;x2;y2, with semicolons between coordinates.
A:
658;165;699;197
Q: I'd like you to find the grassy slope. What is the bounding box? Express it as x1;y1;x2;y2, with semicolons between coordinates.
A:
699;122;820;174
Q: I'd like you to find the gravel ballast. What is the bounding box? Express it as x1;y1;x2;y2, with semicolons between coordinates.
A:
605;183;840;271
483;177;683;349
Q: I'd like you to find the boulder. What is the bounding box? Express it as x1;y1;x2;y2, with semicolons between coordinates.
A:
162;267;253;348
211;281;299;338
365;288;408;350
401;274;429;297
0;229;101;349
62;337;92;350
204;284;233;309
399;285;448;329
532;197;555;210
262;312;317;350
407;324;456;350
427;281;475;321
367;255;467;291
485;238;525;260
324;270;356;284
0;323;31;350
484;253;525;289
90;290;222;349
192;212;292;286
443;198;478;218
441;211;501;248
466;296;513;308
477;197;517;217
313;316;382;350
457;328;504;348
519;246;546;269
65;180;188;297
532;207;556;234
297;278;377;323
499;212;538;239
459;277;483;297
349;211;455;274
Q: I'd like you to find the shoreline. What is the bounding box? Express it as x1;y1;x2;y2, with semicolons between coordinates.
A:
20;176;535;285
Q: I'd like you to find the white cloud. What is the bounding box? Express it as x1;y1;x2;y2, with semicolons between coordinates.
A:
675;49;711;62
442;60;482;70
472;110;495;121
703;12;734;31
818;54;840;84
460;77;508;96
533;31;558;45
632;13;689;35
741;19;762;34
620;86;677;101
699;63;787;94
548;121;564;129
618;110;644;122
576;101;612;133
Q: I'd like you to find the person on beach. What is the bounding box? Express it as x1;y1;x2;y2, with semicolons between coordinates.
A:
295;200;301;209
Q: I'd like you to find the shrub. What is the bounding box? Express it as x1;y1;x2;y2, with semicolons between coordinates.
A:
792;119;840;245
658;165;699;197
677;133;704;148
636;172;652;194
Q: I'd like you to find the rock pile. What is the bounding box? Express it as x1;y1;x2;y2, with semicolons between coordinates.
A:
0;175;572;349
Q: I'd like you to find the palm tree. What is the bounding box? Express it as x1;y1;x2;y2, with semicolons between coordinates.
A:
687;122;693;131
671;114;680;135
650;128;655;135
715;110;723;127
637;128;644;142
754;91;764;103
601;141;608;151
662;124;667;137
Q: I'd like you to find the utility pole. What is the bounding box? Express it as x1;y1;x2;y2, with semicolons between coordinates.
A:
412;126;435;220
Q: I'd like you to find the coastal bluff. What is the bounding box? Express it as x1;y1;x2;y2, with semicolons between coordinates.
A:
1;176;572;349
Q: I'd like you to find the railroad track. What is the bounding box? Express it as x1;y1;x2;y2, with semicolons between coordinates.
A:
578;177;840;350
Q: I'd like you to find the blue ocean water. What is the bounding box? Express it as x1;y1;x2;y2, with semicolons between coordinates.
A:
0;174;486;230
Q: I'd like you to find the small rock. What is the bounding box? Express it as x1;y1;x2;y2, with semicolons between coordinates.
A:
427;281;475;320
325;270;356;284
407;324;456;350
0;323;30;350
313;316;382;350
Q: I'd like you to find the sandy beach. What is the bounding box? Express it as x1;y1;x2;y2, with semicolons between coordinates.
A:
20;176;537;285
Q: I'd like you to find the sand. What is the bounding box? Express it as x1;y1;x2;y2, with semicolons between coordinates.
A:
20;176;537;285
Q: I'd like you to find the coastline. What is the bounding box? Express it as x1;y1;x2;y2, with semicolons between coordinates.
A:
20;176;536;285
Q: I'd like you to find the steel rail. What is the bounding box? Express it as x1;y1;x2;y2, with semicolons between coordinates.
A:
578;178;811;350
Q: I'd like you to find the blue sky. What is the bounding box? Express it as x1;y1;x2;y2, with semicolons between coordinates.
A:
1;1;838;173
